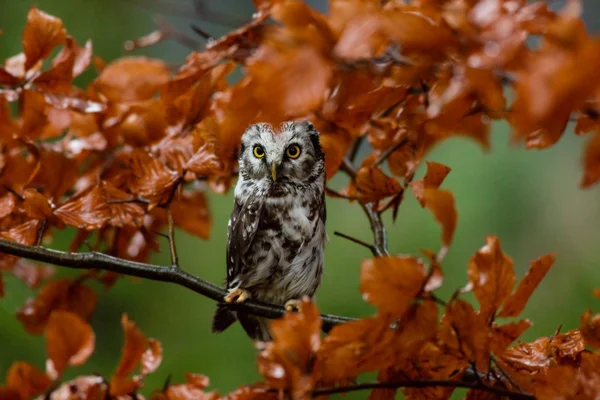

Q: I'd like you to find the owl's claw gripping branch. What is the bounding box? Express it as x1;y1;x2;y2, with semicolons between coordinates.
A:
284;299;302;312
224;288;250;303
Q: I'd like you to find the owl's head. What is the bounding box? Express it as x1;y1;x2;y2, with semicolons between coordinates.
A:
238;121;325;184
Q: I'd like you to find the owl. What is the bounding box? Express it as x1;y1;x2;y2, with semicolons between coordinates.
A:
211;120;327;342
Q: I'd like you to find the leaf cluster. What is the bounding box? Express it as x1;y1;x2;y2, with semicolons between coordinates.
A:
1;1;600;399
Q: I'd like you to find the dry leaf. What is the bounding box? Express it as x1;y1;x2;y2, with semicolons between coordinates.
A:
45;311;95;379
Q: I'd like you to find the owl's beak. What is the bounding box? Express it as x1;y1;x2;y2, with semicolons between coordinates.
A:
271;160;277;181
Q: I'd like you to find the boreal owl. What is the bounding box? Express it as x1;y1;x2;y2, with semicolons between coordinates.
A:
211;120;327;342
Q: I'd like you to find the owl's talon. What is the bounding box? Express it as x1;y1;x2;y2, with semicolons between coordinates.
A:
224;288;250;304
285;299;302;312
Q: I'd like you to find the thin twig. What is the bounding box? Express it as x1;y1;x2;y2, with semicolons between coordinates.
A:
310;379;534;399
374;137;408;167
348;136;365;163
167;210;179;268
35;219;47;246
0;238;352;332
334;231;376;254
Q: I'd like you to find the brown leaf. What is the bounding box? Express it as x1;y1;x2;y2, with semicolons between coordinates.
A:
420;249;444;292
490;319;532;356
410;161;452;207
6;362;52;400
162;373;219;400
422;188;457;247
247;45;331;119
498;254;555;318
581;131;600;188
170;190;211;239
580;310;600;349
126;150;181;208
360;255;427;318
22;7;66;71
258;298;321;398
318;129;352;180
43;376;107;400
0;219;41;245
184;142;222;177
54;182;145;230
440;299;490;372
45;310;95;379
11;259;55;289
141;338;163;375
0;387;20;400
501;329;586;373
17;280;97;334
94;57;170;102
355;166;402;203
467;236;516;322
114;314;148;378
22;189;53;220
34;36;78;92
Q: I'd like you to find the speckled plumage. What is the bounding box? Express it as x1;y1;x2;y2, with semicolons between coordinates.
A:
212;121;327;341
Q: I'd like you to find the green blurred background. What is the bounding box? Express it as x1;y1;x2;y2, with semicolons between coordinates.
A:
1;0;600;397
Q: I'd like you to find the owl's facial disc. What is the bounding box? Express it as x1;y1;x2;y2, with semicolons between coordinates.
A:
239;121;324;184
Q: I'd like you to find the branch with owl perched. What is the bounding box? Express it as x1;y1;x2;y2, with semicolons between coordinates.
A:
0;237;353;331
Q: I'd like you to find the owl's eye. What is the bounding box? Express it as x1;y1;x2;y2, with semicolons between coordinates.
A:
286;145;301;159
253;145;265;158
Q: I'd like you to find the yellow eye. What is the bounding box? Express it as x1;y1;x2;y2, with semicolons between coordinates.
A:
253;146;265;158
286;145;301;159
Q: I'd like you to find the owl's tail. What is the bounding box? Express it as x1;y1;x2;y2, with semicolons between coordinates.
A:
211;303;237;333
211;304;272;342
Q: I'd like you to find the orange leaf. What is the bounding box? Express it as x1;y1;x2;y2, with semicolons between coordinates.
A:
126;150;181;208
22;189;53;220
501;329;585;374
490;319;532;355
6;362;51;400
170;190;211;240
94;57;170;102
248;45;331;120
580;310;600;349
45;311;95;379
440;299;490;372
355;166;402;203
141;338;163;375
42;376;106;400
319;130;351;180
422;188;457;246
0;388;20;400
467;236;515;322
360;255;427;318
410;161;451;207
184;143;222;177
17;279;98;334
22;7;66;71
163;373;219;400
498;254;555;318
0;219;41;245
258;298;321;397
581;131;600;188
114;314;148;378
54;182;145;230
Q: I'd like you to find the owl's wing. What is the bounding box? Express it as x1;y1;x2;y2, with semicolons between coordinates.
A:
226;197;264;286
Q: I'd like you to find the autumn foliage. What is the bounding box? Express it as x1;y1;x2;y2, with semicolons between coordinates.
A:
2;1;600;399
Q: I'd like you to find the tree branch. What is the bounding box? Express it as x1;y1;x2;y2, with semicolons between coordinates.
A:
340;158;389;257
311;379;535;400
0;238;353;332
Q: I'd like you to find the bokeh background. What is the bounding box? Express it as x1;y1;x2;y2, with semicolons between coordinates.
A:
1;0;600;398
